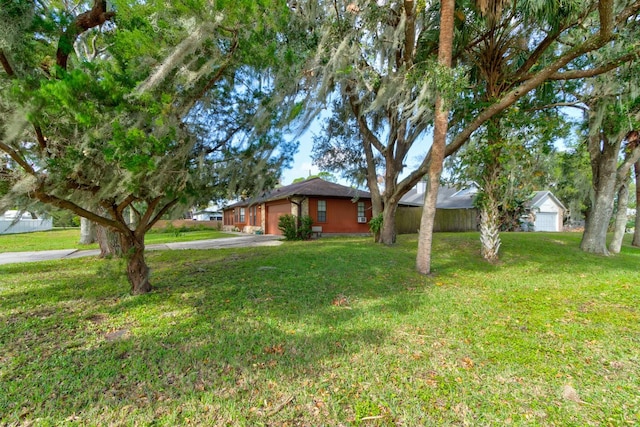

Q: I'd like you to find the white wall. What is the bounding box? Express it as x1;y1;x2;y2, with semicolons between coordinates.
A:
537;197;562;214
534;195;564;232
0;218;53;235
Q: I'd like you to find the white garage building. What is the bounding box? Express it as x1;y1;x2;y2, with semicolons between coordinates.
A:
530;191;566;232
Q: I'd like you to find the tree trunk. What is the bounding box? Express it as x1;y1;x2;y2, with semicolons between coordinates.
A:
379;201;398;245
120;232;152;294
96;224;123;257
580;139;618;254
480;192;501;263
609;174;629;254
633;161;640;247
79;217;96;244
415;0;454;274
580;182;616;254
416;175;441;273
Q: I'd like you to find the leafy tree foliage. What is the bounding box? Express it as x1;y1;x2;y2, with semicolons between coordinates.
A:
552;143;593;225
0;0;296;293
293;0;463;244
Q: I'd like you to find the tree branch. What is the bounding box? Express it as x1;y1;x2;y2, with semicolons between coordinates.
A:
0;142;36;175
618;143;640;182
117;194;137;215
524;101;589;113
34;125;47;152
138;197;162;233
33;186;126;231
0;50;16;77
56;0;115;70
547;50;640;80
403;0;416;67
143;198;180;234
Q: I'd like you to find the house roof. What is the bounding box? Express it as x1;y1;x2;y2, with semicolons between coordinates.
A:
400;184;478;209
224;178;371;209
401;184;566;212
193;209;222;215
529;191;566;211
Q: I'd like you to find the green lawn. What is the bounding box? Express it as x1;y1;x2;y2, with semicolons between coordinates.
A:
1;232;639;426
0;228;237;252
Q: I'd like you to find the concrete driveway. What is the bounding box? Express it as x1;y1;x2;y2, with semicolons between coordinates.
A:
0;234;282;265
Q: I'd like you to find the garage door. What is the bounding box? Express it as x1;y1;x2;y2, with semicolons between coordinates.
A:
535;212;558;232
266;203;291;235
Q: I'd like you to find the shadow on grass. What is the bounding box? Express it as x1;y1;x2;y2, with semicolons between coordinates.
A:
0;240;424;424
3;232;639;424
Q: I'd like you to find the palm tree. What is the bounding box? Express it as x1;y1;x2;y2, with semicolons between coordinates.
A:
416;0;455;274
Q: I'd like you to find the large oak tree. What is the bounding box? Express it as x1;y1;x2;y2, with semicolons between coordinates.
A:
0;0;296;293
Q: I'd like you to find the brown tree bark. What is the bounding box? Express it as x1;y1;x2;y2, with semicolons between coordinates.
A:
56;0;115;70
380;200;399;245
416;0;455;273
120;232;151;295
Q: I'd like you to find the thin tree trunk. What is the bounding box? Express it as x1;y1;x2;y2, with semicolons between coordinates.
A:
415;0;455;274
120;231;151;294
633;160;640;247
609;174;629;254
379;200;398;245
79;217;96;244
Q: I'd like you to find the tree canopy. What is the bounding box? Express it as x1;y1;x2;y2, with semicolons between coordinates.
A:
0;0;297;293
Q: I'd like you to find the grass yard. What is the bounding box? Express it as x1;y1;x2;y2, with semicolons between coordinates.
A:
1;232;639;426
0;228;237;252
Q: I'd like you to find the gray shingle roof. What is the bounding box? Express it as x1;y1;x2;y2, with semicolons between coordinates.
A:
400;184;478;209
225;178;370;208
529;191;566;210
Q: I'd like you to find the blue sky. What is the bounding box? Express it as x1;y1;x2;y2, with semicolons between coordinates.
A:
281;134;320;185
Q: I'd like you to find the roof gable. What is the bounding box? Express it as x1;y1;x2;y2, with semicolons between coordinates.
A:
224;178;371;209
264;177;370;201
529;191;566;210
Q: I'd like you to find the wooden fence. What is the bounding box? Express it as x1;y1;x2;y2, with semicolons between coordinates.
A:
396;207;479;234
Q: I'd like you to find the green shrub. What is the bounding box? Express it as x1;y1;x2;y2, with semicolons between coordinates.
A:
278;214;314;240
278;214;299;240
369;213;383;234
298;215;313;240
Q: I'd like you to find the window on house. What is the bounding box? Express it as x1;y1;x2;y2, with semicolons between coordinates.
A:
317;200;327;222
250;206;257;226
239;207;245;223
357;202;365;219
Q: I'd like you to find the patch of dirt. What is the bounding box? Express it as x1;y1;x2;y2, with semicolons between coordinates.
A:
105;329;130;341
86;313;108;324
